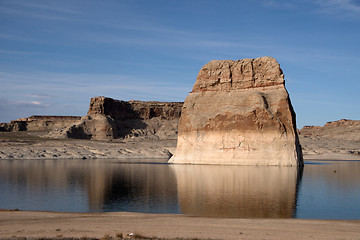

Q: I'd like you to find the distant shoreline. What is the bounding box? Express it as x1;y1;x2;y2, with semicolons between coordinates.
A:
1;131;359;161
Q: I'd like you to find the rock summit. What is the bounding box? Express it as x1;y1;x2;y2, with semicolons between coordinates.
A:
169;57;303;166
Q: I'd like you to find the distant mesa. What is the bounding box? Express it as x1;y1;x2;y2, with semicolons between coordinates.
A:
0;97;184;141
0;116;81;132
324;119;359;128
300;119;360;141
169;57;303;166
67;96;183;140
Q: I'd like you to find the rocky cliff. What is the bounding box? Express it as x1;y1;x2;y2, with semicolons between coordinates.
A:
66;97;183;140
170;57;303;166
300;119;360;140
87;97;181;120
299;119;360;159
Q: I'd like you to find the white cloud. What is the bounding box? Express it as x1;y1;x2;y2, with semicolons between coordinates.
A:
0;69;190;122
0;98;52;122
261;0;297;9
5;99;50;108
30;93;53;99
0;5;77;21
261;0;360;17
0;70;190;101
315;0;360;14
0;49;38;55
0;33;45;43
30;101;41;105
16;1;82;15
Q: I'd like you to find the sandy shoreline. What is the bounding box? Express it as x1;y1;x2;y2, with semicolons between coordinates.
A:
1;133;359;161
0;210;359;240
0;132;176;160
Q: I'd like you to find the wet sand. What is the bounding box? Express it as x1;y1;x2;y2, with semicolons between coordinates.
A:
0;210;359;240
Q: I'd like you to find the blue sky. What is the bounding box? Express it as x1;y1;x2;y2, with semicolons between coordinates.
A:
0;0;359;128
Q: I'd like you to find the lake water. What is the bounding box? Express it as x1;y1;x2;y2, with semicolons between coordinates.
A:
0;159;359;219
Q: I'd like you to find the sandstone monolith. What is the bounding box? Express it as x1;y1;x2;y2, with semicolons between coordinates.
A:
169;57;303;166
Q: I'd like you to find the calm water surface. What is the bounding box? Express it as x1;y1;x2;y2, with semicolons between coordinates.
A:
0;159;359;219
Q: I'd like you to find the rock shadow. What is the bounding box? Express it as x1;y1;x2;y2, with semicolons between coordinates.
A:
111;101;148;138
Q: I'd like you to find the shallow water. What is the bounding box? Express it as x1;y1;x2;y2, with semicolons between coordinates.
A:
0;159;359;219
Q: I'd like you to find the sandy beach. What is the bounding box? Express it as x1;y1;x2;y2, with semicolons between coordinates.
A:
0;131;176;161
0;210;359;240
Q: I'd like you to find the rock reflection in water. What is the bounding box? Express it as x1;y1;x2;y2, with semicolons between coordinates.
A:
100;162;178;213
0;159;304;217
0;160;179;213
172;164;303;218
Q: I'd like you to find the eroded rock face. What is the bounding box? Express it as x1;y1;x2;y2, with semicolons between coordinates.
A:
70;97;183;140
88;97;182;120
0;121;27;132
66;115;117;140
300;119;360;141
192;57;284;92
170;57;303;166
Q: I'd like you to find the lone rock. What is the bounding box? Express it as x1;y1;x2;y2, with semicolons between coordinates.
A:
169;57;303;166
